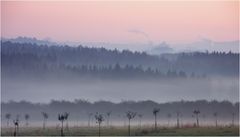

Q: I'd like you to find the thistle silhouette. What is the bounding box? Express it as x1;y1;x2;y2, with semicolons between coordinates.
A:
64;112;70;130
106;111;112;127
126;111;137;136
153;108;160;130
213;112;218;127
42;112;48;130
58;112;68;136
193;110;200;127
176;111;181;128
13;115;20;136
95;112;104;137
24;114;30;127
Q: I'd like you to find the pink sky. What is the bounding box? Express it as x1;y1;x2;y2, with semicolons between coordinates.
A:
1;1;239;44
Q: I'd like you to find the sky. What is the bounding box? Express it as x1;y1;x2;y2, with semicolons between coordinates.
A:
1;1;239;47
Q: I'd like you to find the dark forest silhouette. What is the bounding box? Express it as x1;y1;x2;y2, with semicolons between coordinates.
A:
2;41;239;80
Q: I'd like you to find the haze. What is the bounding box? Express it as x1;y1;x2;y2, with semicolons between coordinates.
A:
2;76;239;103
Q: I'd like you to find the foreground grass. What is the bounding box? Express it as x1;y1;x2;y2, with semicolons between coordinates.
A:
1;126;239;136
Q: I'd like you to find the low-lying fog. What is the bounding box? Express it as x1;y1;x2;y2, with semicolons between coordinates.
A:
2;76;239;103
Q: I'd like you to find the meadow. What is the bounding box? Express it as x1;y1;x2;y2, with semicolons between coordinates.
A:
1;125;239;136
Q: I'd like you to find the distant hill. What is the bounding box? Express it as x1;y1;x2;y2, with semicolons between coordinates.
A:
1;36;58;46
147;42;175;55
172;39;239;53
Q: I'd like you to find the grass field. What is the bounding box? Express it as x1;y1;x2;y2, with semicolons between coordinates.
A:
1;126;239;136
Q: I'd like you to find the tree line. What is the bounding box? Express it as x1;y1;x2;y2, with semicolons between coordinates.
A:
2;99;238;122
2;41;238;79
2;100;239;136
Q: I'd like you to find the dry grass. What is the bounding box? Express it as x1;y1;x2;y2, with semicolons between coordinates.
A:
1;125;239;136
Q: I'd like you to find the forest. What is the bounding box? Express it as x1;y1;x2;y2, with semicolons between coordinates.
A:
1;41;239;80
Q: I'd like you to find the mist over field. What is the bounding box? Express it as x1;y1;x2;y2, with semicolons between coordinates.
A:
2;76;239;103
